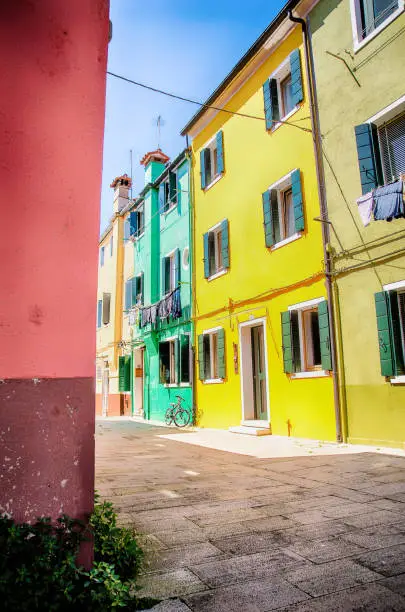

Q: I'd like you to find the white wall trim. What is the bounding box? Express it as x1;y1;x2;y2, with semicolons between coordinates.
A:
238;317;271;424
204;172;223;192
352;1;404;53
391;375;405;385
383;280;405;291
268;168;297;192
207;219;226;233
271;232;302;251
367;94;405;126
290;370;330;379
271;105;300;133
207;268;228;282
288;297;325;311
202;325;223;335
203;378;224;384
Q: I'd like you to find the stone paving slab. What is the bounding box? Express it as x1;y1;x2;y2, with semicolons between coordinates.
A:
95;420;405;610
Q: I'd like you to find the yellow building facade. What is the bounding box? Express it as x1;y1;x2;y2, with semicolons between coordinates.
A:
183;11;337;439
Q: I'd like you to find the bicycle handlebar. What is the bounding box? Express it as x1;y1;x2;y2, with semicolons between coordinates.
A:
175;395;183;401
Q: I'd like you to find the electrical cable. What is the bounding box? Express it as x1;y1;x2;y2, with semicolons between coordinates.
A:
106;71;313;133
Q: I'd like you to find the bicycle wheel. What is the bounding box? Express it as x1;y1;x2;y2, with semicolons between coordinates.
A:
165;407;174;426
173;407;190;428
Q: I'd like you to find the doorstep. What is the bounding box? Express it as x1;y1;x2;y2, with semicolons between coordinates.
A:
229;425;271;436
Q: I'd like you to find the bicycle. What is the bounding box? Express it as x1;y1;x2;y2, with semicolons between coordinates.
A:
165;395;191;428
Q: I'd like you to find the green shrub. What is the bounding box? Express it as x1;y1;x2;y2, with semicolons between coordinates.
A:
0;499;151;611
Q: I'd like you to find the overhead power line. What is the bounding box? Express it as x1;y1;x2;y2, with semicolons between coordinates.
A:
106;71;312;133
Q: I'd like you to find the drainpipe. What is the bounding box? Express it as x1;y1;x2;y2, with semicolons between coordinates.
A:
288;10;343;443
187;147;197;425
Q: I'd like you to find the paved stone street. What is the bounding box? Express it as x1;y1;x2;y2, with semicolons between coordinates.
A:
96;420;405;611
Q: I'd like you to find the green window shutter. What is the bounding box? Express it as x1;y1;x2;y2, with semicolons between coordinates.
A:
374;291;396;377
281;311;294;373
216;131;224;174
198;334;205;380
217;328;226;379
174;339;180;384
203;233;210;278
175;248;181;287
262;78;279;130
290;49;303;106
140;272;144;305
159;182;166;213
132;277;138;307
262;190;274;247
318;300;332;371
161;258;166;296
221;219;229;269
200;149;207;189
291;169;305;232
169;171;177;205
354;123;383;195
129;211;138;237
119;356;131;392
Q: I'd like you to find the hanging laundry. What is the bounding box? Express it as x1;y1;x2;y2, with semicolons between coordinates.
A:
356;191;374;227
373;180;404;222
172;287;182;320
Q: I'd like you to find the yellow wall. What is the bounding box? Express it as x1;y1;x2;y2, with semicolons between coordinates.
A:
191;26;336;440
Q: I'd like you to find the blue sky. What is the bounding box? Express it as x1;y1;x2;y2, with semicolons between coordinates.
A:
100;0;285;230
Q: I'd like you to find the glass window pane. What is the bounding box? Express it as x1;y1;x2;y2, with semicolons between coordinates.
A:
208;232;216;276
281;74;294;117
212;333;218;379
283;188;295;239
203;335;211;379
216;230;223;271
180;335;190;383
374;0;398;27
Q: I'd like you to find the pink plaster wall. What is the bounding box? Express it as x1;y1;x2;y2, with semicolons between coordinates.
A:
0;0;109;379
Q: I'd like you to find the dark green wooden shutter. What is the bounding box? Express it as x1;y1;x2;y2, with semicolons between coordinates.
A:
119;355;131;392
355;123;383;195
290;49;303;106
374;291;396;377
161;258;166;296
198;334;205;380
281;311;294;374
200;149;207;189
217;328;226;379
174;339;180;384
262;190;274;247
175;248;181;287
169;171;177;205
129;211;138;237
140;272;144;305
318;300;332;371
203;233;210;278
216;131;224;174
159;182;166;213
221;219;229;269
263;78;279;130
131;277;137;307
291;169;305;232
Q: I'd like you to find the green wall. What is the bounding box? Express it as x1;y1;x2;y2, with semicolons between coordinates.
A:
309;0;405;447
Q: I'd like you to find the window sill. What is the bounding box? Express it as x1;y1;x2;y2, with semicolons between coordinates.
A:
390;376;405;385
204;173;224;192
207;268;228;282
163;383;178;388
290;370;330;379
162;204;177;217
203;378;224;384
270;232;302;251
271;105;300;133
132;231;145;241
180;383;191;387
353;7;404;54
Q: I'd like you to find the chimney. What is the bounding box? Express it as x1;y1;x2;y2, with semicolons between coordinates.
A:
110;173;132;213
140;149;169;186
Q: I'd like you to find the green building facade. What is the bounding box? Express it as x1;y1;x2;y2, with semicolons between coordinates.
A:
128;149;193;423
309;0;405;447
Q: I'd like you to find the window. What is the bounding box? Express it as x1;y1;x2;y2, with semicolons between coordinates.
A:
180;334;190;384
100;246;105;267
200;131;224;189
110;235;113;256
125;274;143;310
128;205;145;239
159;340;177;384
262;170;304;248
203;220;229;279
263;50;303;130
198;328;226;381
159;171;177;213
281;300;332;375
378;111;405;183
162;250;180;296
354;0;400;42
102;292;111;325
355;108;405;194
375;285;405;377
118;355;131;392
97;299;102;328
124;217;131;240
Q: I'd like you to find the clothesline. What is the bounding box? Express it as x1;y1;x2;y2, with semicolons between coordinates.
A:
357;176;405;227
140;286;182;328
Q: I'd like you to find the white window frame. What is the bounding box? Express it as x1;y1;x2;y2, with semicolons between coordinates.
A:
202;134;222;190
135;273;143;306
269;57;300;131
207;221;225;279
366;95;405;185
201;326;223;383
267;170;302;249
288;298;329;378
164;249;176;295
160;336;177;386
350;0;404;53
383;280;405;385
